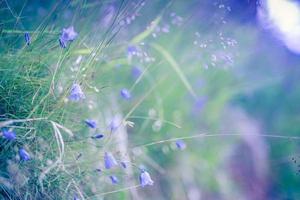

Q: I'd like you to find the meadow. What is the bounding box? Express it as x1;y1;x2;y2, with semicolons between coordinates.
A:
1;0;300;199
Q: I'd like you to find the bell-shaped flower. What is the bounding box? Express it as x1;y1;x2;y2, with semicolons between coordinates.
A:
109;175;118;184
59;26;78;48
104;152;118;169
139;170;154;187
2;129;16;141
120;88;131;100
85;119;97;129
19;148;30;161
69;83;85;102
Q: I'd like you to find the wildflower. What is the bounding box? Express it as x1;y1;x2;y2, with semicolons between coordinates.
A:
192;97;206;115
175;139;186;150
104;152;118;169
19;148;30;161
109;115;121;132
2;129;16;141
73;196;79;200
139;170;154;187
109;175;118;184
131;66;142;79
69;83;85;101
120;161;127;169
85;119;97;129
59;26;78;48
24;32;30;45
91;134;104;139
127;45;138;55
120;88;131;100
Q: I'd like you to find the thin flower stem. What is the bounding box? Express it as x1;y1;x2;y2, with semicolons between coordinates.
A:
87;184;141;199
133;133;300;148
128;115;182;128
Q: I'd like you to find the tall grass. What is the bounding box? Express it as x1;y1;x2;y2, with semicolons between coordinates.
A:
2;0;297;200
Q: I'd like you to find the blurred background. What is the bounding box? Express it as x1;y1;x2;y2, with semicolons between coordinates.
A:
1;0;300;199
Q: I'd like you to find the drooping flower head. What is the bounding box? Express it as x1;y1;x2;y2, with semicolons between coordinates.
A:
194;97;207;112
91;133;104;139
59;26;78;48
120;88;131;100
175;139;186;150
104;152;118;169
85;119;97;129
139;170;154;187
109;175;118;184
73;195;79;200
131;66;142;79
24;32;30;45
69;83;85;102
19;148;30;161
109;115;121;132
2;129;16;141
127;45;138;56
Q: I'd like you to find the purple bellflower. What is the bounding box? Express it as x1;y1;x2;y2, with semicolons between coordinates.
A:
104;152;118;169
109;115;121;132
120;88;131;100
85;119;97;129
19;148;30;161
24;32;31;45
91;134;104;139
110;175;119;184
131;66;142;79
2;129;16;141
139;170;154;187
73;195;79;200
175;139;186;150
69;83;85;102
127;45;138;56
59;26;78;48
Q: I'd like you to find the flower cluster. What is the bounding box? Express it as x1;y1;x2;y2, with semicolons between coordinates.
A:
20;23;159;197
69;83;85;102
1;129;30;161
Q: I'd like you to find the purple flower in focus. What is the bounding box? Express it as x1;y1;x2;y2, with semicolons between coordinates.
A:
109;175;118;184
91;134;104;139
175;139;186;150
69;83;85;102
120;161;127;169
24;32;30;45
131;66;142;79
139;170;154;187
104;152;118;169
85;119;97;129
2;129;16;141
120;88;131;100
19;148;30;161
59;26;78;48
